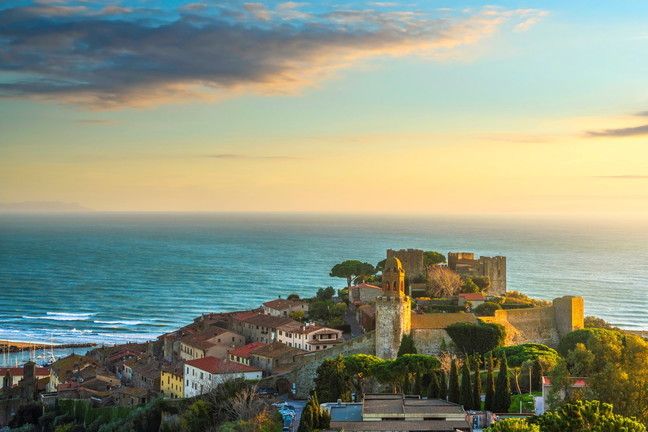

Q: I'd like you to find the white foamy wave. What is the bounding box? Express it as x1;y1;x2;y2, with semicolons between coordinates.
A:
94;320;145;326
22;312;96;321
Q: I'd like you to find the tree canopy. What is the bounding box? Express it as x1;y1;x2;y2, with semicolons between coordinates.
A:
531;400;646;432
424;251;446;266
330;260;376;287
426;266;463;297
491;343;560;370
446;322;506;355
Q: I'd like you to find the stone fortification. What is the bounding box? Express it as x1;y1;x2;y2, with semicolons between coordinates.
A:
386;249;426;279
447;252;507;295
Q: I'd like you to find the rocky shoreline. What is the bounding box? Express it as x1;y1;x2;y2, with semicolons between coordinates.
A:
0;339;96;354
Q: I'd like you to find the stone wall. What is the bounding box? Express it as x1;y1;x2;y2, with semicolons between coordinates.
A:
411;329;453;355
387;249;425;279
263;332;376;399
478;256;507;295
480;296;584;347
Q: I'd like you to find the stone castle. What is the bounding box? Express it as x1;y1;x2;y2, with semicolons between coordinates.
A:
375;254;583;358
448;252;507;296
386;248;507;295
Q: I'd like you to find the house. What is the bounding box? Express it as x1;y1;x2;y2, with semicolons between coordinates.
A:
114;386;151;407
47;354;97;392
0;366;49;387
232;314;296;343
349;283;382;305
327;394;471;431
184;357;262;398
276;322;343;351
262;299;309;317
457;293;486;308
160;363;184;399
249;342;306;375
228;342;268;366
179;326;246;361
131;361;161;392
539;376;588;414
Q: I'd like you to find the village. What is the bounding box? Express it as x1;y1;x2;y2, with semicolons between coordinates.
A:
2;248;644;432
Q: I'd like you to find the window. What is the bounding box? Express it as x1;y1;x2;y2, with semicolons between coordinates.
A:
232;337;235;342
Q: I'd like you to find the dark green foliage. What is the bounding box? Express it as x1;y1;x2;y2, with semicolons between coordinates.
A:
446;322;506;355
459;361;473;410
424;251;446;266
531;359;543;392
474;301;503;317
316;287;335;301
473;358;482;410
491;344;560;369
343;354;383;399
298;392;329;432
308;299;346;327
9;402;43;428
461;278;481;294
427;372;440;398
287;293;300;300
397;333;417;357
329;260;376;286
492;353;511;413
471;276;491;292
530;400;646;432
439;370;448;400
485;354;495;411
179;400;213;432
584;315;618;330
314;356;352;402
448;359;460;404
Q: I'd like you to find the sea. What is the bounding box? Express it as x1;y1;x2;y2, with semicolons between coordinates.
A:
1;213;647;366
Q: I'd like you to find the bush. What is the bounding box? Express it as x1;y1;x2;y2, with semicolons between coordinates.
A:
486;418;539;432
557;328;622;356
446;322;506;354
474;302;502;316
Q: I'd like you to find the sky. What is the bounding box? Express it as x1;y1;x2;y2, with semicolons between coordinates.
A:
1;0;647;217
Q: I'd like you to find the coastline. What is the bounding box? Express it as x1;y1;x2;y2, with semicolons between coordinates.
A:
0;339;96;353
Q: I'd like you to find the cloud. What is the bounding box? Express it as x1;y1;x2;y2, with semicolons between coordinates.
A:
636;110;648;117
75;118;115;125
0;1;548;108
204;154;300;160
587;124;648;137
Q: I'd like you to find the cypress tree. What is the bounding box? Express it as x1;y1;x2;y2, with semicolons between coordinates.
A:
459;361;473;409
531;358;543;392
448;359;460;404
427;372;440;398
439;370;448;400
397;333;417;357
485;353;495;411
473;358;482;410
493;353;511;412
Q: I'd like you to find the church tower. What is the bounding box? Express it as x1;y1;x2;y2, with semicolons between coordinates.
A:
375;256;411;359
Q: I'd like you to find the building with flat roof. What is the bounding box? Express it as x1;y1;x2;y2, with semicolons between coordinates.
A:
327;394;470;432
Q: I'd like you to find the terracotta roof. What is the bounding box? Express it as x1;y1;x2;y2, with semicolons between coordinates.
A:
351;283;381;290
231;309;263;321
242;314;295;328
251;342;306;359
0;367;49;377
185;356;260;374
263;298;306;311
228;342;267;358
458;293;485;301
277;322;340;335
181;326;239;349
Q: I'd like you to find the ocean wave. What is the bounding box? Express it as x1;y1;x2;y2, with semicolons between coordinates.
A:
94;320;145;326
21;312;97;322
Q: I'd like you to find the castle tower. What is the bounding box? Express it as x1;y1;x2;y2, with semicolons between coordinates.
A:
375;257;411;359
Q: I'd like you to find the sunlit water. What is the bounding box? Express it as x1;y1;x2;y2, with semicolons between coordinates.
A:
1;213;646;363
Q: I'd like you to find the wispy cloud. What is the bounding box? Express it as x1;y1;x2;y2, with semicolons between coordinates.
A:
587;124;648;137
0;1;548;108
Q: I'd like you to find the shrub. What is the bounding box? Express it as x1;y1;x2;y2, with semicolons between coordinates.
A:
486;418;539;432
491;344;560;369
474;302;502;316
446;322;506;354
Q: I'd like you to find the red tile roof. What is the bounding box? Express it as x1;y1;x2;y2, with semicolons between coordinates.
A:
263;298;306;310
228;342;267;358
352;283;381;290
0;367;49;377
185;356;260;375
